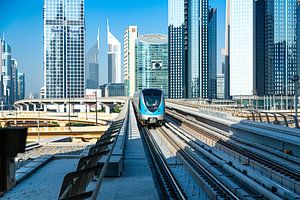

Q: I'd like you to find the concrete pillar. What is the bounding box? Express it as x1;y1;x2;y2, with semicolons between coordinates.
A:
25;104;29;112
103;104;111;114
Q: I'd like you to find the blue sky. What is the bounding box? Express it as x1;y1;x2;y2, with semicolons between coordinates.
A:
0;0;225;96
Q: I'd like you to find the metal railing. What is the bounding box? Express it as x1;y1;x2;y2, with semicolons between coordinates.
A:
58;101;129;200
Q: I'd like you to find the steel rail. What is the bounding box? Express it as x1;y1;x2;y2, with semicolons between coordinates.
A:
140;126;187;200
157;126;240;200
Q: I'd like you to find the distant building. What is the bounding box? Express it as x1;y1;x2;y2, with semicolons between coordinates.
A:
1;38;13;107
107;20;121;84
86;30;100;89
208;8;217;99
0;37;25;106
17;72;25;100
99;83;125;97
124;26;138;97
135;34;169;97
217;74;224;99
43;0;85;98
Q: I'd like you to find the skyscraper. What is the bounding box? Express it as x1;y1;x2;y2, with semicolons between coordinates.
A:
135;34;169;97
124;26;138;97
1;38;12;107
0;37;25;106
229;0;255;96
107;20;121;84
44;0;85;98
208;8;217;99
17;72;25;100
168;0;214;99
168;0;185;99
264;0;299;96
86;29;100;89
224;0;230;99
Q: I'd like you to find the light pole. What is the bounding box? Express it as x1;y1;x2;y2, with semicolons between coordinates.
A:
291;75;299;124
37;105;40;143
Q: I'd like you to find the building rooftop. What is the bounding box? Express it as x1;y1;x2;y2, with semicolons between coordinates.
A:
138;34;168;44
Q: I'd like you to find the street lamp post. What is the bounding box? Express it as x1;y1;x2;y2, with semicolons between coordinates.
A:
37;105;40;143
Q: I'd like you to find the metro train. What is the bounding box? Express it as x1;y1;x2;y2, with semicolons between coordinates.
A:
133;89;165;126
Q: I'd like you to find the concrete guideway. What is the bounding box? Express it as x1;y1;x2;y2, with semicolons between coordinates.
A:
167;102;300;158
97;102;159;200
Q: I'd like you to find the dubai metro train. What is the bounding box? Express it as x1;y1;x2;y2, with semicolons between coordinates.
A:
133;89;165;126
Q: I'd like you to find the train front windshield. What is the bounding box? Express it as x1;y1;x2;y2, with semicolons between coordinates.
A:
143;91;162;112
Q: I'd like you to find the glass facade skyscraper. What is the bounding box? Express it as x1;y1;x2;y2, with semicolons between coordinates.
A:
168;0;185;99
264;0;298;96
230;0;255;97
168;0;214;99
135;34;169;97
0;37;25;107
208;8;217;99
44;0;85;98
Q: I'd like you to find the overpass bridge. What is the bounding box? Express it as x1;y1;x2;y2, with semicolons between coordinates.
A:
14;97;128;114
2;99;300;200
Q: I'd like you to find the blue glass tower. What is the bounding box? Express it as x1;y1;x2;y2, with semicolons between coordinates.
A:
168;0;211;99
208;8;217;99
265;0;298;96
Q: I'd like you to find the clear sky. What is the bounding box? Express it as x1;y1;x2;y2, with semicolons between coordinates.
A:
0;0;225;96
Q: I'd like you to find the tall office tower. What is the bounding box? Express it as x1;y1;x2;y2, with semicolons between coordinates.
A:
124;26;138;97
255;0;265;96
168;0;185;99
17;72;25;100
11;59;18;103
168;0;210;99
86;30;100;89
208;8;217;99
44;0;85;99
264;0;299;96
107;21;121;84
229;0;255;97
135;34;169;97
224;0;230;99
1;38;13;107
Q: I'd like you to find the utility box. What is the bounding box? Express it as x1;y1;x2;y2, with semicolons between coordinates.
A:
0;128;27;196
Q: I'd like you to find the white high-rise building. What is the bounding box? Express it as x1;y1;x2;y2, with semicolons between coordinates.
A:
107;20;121;84
124;26;138;97
229;0;254;96
44;0;85;98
